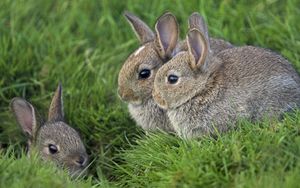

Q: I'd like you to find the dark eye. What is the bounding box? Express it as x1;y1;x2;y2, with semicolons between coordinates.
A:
48;144;58;154
168;75;179;84
138;69;151;79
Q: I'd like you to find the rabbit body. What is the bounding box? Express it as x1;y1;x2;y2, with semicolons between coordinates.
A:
154;43;300;138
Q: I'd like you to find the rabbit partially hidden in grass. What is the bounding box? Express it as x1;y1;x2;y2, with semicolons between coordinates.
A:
11;84;88;176
153;25;300;138
118;11;233;133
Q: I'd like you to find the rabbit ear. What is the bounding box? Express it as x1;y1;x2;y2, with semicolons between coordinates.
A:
187;28;209;71
188;12;210;51
11;98;37;138
124;11;155;44
189;12;209;40
48;83;64;122
154;12;179;59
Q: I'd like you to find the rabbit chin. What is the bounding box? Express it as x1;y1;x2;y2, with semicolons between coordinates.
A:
127;99;143;106
153;89;191;110
128;95;154;106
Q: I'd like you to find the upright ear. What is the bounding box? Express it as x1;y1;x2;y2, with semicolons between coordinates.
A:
11;98;37;139
188;12;210;51
187;29;209;71
154;12;179;59
48;83;64;122
124;11;155;44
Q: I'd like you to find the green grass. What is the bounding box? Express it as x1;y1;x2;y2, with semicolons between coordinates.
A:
113;115;300;187
0;0;300;187
0;149;100;188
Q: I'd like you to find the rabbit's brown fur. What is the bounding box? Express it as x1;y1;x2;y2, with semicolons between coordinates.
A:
153;28;300;139
11;84;88;176
118;12;232;132
118;12;180;132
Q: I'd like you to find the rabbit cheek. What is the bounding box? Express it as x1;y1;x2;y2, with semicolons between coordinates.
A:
153;90;167;109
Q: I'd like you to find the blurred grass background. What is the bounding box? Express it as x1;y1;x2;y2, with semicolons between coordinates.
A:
0;0;299;187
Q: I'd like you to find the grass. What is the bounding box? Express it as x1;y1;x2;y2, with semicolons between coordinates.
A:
0;0;299;187
113;115;300;187
0;149;99;188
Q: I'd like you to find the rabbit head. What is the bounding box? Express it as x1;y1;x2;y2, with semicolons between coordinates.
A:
153;27;223;109
11;84;88;177
118;11;180;105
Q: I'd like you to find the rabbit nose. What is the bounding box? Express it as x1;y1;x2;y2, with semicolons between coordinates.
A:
74;155;87;167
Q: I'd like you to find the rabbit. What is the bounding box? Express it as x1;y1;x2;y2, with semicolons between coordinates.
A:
11;83;88;176
118;11;180;133
118;11;233;133
153;26;300;139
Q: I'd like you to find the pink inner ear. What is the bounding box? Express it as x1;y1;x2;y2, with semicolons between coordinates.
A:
157;23;169;52
188;29;208;68
14;107;34;136
192;40;202;63
189;33;202;64
161;31;169;51
156;13;178;57
20;111;33;133
12;99;35;136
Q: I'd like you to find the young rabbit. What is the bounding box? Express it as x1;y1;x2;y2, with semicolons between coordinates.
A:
118;11;180;132
153;26;300;139
118;11;233;133
11;84;88;176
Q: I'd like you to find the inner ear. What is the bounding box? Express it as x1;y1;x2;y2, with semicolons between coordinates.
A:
187;29;208;71
11;98;37;139
155;12;179;60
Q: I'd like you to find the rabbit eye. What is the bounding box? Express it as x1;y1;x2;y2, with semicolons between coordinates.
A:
168;75;178;84
48;144;58;154
138;69;151;79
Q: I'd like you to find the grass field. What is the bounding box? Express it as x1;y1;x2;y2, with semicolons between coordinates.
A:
0;0;300;187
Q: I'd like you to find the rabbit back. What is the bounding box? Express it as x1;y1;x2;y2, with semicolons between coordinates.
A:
219;46;300;119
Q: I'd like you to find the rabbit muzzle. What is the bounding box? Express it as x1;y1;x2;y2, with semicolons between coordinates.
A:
64;153;89;176
72;154;88;167
118;87;142;105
